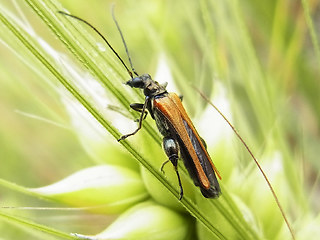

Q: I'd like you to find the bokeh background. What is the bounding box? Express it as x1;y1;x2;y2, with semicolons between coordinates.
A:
0;0;319;239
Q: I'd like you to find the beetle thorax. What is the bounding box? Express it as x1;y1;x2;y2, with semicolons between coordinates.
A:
143;80;166;97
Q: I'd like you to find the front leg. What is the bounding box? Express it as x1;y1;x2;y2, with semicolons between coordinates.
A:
130;103;148;121
117;96;149;141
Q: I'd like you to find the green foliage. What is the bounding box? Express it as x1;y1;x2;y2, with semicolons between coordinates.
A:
0;0;319;239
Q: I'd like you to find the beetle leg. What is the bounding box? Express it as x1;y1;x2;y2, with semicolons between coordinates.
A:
163;137;184;200
130;103;143;111
118;96;149;141
175;164;184;200
130;103;148;120
160;160;170;173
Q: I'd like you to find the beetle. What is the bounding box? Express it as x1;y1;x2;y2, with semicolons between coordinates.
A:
58;10;221;200
118;74;222;199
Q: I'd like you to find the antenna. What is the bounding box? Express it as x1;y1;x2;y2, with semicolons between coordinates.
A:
111;5;139;77
58;11;134;79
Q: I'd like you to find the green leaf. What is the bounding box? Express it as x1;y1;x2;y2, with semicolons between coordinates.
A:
76;201;192;240
30;165;148;214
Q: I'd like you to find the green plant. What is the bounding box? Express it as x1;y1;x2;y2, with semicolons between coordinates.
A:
0;0;319;239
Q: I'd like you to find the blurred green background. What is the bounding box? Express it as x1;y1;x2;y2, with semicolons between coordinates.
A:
0;0;320;239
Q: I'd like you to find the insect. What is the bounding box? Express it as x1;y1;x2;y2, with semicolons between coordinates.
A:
58;10;221;200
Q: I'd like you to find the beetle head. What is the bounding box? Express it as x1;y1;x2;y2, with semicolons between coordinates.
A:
125;74;151;89
126;74;166;97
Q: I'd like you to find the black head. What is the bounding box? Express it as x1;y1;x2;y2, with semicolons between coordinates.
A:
126;74;167;97
125;74;151;89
